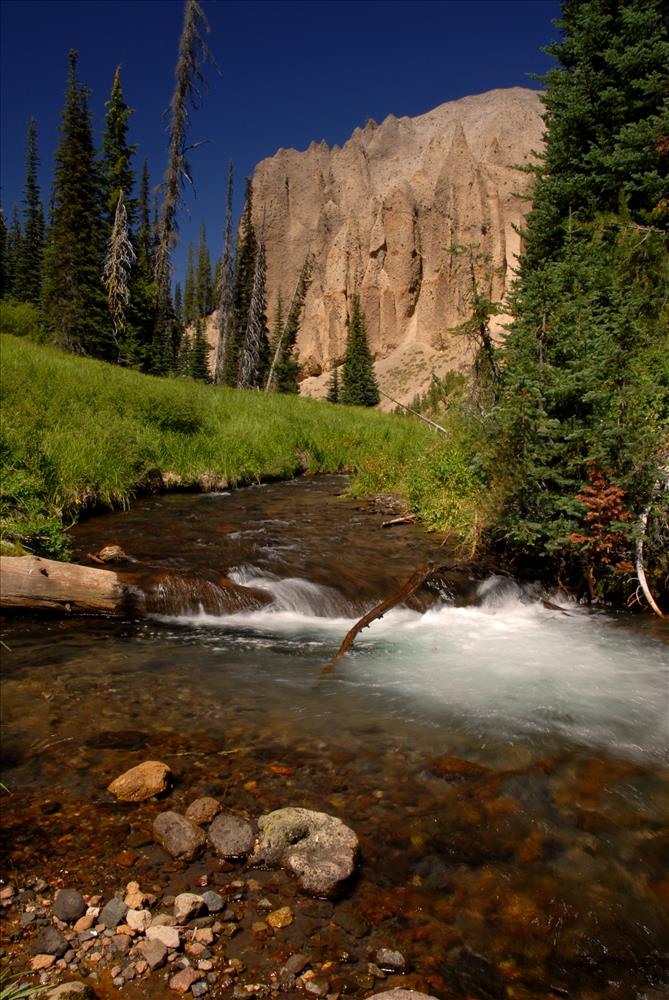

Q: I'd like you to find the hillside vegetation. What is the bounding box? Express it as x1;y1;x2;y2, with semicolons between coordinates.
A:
0;335;485;558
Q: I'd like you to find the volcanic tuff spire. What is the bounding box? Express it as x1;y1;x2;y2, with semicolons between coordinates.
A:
250;87;545;406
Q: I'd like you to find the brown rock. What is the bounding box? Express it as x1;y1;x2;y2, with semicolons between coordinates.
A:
154;812;206;861
31;954;56;970
96;545;128;563
169;968;200;993
108;761;171;801
185;796;222;826
267;906;293;929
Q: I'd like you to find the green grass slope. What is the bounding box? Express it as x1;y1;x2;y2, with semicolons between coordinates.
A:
0;335;485;558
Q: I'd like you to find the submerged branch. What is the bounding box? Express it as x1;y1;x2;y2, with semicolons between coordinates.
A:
322;563;437;675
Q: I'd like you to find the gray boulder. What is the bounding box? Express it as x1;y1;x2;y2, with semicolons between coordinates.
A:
31;926;69;957
153;810;206;861
250;807;358;897
98;896;128;929
207;812;254;859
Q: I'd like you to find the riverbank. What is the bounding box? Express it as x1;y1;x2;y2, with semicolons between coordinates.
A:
0;335;485;560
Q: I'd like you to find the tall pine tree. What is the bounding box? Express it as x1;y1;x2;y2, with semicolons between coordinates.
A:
340;295;379;406
223;177;257;385
266;257;312;394
101;66;136;229
15;117;44;304
237;240;269;388
195;222;213;317
213;161;234;385
41;50;110;356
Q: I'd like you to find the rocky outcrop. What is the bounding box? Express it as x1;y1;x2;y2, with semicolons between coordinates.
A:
250;87;544;406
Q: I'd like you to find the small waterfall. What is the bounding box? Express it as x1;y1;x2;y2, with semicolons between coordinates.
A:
137;571;272;617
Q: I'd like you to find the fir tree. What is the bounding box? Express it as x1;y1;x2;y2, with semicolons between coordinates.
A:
340;295;379;406
266;256;312;394
126;158;156;369
326;362;340;403
491;0;669;601
0;209;8;299
174;281;183;323
41;50;110;356
15;117;44;304
177;327;192;375
101;66;136;228
223;177;257;385
183;241;196;324
153;0;211;369
6;205;21;298
195;221;213;316
190;317;210;380
213;160;234;385
237;240;269;388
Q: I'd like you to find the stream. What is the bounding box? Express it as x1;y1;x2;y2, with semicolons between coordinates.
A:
1;475;668;999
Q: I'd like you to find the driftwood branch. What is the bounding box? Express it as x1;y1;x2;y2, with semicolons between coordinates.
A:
635;470;667;619
322;563;437;675
381;513;417;528
0;555;131;615
379;389;449;435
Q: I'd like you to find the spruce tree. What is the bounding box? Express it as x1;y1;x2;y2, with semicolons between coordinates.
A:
340;295;379;406
223;177;257;385
101;66;136;228
41;50;110;356
266;257;312;394
326;362;340;403
6;205;21;298
0;209;8;299
153;0;211;369
491;0;669;601
126;158;156;369
213;161;234;385
237;240;269;388
183;241;196;324
173;281;183;323
190;317;210;380
195;221;213;317
15;117;44;304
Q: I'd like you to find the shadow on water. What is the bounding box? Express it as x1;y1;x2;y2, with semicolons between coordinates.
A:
1;476;668;998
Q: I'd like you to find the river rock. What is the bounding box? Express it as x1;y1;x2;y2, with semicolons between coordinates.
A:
138;937;168;971
126;908;152;932
200;890;224;914
373;993;440;1000
31;926;69;957
53;889;87;923
107;760;171;801
44;983;98;1000
174;892;206;924
154;811;206;861
208;812;255;859
185;797;222;825
376;948;407;972
96;545;128;563
98;896;128;928
250;807;358;897
169;967;200;993
146;924;180;950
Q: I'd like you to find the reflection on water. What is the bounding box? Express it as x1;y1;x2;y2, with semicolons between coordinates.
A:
1;476;668;998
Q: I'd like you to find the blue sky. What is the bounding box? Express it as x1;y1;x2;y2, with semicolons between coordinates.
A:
1;0;560;284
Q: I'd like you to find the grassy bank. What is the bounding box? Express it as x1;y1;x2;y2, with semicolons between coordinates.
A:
0;335;487;558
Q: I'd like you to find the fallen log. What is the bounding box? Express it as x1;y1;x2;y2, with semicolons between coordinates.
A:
0;555;132;615
322;562;437;675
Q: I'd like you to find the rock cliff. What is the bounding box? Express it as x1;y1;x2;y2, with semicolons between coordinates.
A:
251;87;544;406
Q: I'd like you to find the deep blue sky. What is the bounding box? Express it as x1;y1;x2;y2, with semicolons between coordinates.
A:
1;0;560;284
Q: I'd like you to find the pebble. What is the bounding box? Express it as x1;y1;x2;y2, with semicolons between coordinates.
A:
193;928;214;945
98;896;128;929
267;906;293;929
154;812;206;861
200;891;224;914
185;797;222;825
53;889;87;923
31;954;56;971
169;967;201;992
124;881;147;909
304;976;330;997
107;760;172;802
138;938;168;971
375;948;407;972
0;885;15;903
126;908;152;932
207;813;255;859
73;915;96;933
191;983;208;998
174;892;206;924
147;924;181;950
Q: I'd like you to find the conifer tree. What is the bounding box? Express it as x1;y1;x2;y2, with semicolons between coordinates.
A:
183;241;196;324
41;50;110;356
491;0;669;601
173;281;183;323
340;295;379;406
326;362;340;403
15;117;44;304
177;327;192;375
213;161;234;385
223;178;257;385
0;209;8;299
103;191;136;361
266;257;312;394
153;0;211;369
190;317;210;380
6;205;21;298
237;240;269;388
126;158;156;369
101;66;136;228
195;221;213;316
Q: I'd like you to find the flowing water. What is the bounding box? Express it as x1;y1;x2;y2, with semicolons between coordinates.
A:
1;476;668;998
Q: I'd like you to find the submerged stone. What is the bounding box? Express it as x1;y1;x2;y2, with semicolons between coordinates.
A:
154;811;206;861
107;760;171;802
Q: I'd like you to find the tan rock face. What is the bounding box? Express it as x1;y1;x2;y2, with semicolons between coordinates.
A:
250;87;544;407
